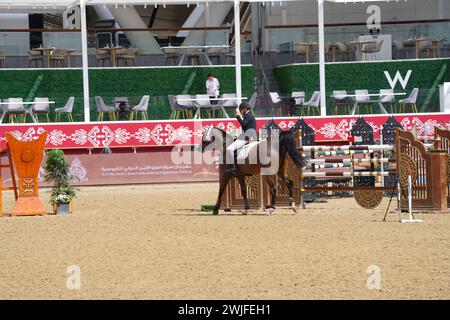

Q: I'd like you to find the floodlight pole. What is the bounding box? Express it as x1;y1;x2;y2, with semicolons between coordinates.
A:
318;0;327;116
234;0;242;105
80;0;90;122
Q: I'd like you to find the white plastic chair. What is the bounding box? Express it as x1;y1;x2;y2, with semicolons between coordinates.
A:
55;97;74;122
32;97;50;122
0;99;7;123
361;40;382;60
95;96;117;121
354;89;373;114
399;88;419;113
332;90;351;115
379;89;396;113
303;91;320;116
291;91;305;106
170;95;193;119
269;92;281;104
7;98;25;123
291;91;306;115
130;95;150;120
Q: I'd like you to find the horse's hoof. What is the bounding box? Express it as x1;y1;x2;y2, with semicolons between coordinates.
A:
240;209;248;215
212;210;219;215
289;198;295;206
291;205;297;214
301;202;306;209
265;207;274;215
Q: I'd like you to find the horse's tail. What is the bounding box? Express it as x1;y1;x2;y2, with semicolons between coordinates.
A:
280;131;306;168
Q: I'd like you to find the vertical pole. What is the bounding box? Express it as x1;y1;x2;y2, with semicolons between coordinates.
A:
407;175;413;220
318;0;326;116
379;126;384;187
205;3;210;45
0;155;3;216
234;0;242;105
396;182;401;217
403;175;422;223
80;0;90;122
438;0;444;20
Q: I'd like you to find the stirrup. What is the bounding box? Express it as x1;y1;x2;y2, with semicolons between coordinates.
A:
224;166;238;174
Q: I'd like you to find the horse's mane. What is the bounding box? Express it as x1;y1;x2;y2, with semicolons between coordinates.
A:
279;130;306;167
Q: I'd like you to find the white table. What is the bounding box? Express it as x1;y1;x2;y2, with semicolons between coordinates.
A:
331;93;406;115
161;45;230;66
176;96;246;119
0;101;55;123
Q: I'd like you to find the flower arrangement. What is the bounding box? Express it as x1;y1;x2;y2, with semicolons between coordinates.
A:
50;186;77;204
44;149;77;205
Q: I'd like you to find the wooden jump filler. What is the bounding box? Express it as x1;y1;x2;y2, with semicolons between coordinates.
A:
5;132;47;216
0;145;18;216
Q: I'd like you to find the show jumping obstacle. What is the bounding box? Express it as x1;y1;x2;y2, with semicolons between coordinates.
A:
299;127;448;211
434;126;450;206
0;146;18;216
220;116;449;212
298;136;398;209
5;132;47;216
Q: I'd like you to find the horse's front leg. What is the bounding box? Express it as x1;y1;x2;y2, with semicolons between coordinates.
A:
237;176;250;214
214;173;232;215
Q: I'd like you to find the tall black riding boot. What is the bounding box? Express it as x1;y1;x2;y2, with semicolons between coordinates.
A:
224;151;239;174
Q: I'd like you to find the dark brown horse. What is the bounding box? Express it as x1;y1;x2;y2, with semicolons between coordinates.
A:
201;127;306;214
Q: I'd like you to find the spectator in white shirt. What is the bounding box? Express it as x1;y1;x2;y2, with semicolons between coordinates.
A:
206;74;220;104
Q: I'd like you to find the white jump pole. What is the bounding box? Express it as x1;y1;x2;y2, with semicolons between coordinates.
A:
318;0;326;116
234;0;242;105
401;175;422;223
396;181;401;215
301;145;395;152
80;0;90;122
379;126;385;187
308;158;391;164
302;171;394;177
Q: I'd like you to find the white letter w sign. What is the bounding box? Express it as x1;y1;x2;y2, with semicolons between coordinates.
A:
384;70;412;89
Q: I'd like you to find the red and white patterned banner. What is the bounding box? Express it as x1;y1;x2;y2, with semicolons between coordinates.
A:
0;113;449;149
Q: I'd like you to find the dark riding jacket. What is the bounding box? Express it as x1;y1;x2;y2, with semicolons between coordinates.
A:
236;111;257;141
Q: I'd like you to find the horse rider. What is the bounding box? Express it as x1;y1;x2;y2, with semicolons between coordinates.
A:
225;102;257;174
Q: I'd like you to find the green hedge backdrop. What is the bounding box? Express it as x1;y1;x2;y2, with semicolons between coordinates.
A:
274;59;450;114
2;60;448;121
0;66;256;121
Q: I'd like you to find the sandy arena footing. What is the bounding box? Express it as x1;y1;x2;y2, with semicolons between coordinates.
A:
0;182;449;299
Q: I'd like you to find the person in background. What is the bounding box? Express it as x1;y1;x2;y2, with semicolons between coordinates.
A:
287;98;297;116
206;73;220;105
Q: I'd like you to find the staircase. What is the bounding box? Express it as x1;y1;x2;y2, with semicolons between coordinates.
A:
255;53;280;94
252;53;281;117
230;2;251;46
43;14;63;29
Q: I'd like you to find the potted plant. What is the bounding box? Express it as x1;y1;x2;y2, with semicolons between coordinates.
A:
44;149;77;215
